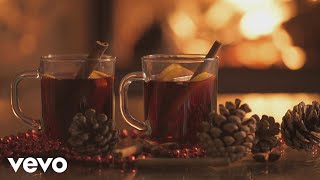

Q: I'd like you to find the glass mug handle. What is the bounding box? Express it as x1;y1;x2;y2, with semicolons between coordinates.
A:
119;72;151;133
11;70;41;129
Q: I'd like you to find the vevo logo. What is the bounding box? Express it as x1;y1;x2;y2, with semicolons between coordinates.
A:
8;157;67;173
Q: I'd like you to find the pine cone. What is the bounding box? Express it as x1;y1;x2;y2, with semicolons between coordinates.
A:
252;115;280;153
68;109;119;155
198;99;256;161
281;101;320;150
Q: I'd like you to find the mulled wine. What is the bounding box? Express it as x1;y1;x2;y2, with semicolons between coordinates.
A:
144;75;217;145
41;71;114;141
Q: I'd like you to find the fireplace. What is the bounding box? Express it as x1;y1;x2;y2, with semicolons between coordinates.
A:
110;0;320;93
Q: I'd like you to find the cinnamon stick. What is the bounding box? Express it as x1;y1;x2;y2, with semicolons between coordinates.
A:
114;144;144;158
190;40;222;80
75;41;109;79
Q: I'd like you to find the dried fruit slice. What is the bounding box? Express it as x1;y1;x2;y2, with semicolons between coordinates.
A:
43;74;56;79
191;72;214;82
158;64;193;81
89;70;108;79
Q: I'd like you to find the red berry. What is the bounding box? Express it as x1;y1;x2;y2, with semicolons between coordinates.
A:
95;156;102;163
74;155;82;161
129;155;136;161
120;129;129;139
107;154;113;160
130;130;140;139
3;150;13;157
25;133;31;139
83;156;92;162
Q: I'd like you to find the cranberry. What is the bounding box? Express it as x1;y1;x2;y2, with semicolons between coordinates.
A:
25;133;32;139
141;155;146;159
94;156;102;163
130;130;140;139
83;156;92;162
73;155;82;161
107;154;113;160
129;155;136;161
120;129;129;139
3;150;13;157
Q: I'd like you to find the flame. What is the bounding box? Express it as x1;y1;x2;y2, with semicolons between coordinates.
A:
272;28;293;50
281;46;306;70
205;1;235;30
227;0;275;12
240;9;282;39
168;11;196;39
234;40;280;68
182;38;211;54
272;28;306;70
165;0;303;70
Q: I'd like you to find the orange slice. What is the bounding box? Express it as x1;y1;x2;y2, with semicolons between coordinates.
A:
191;72;214;82
158;64;193;81
89;70;108;79
43;74;56;79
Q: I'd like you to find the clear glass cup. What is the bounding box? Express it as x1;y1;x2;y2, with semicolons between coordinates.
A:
11;54;116;141
119;54;218;145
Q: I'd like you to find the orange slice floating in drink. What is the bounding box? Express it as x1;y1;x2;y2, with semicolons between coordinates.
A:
158;64;193;81
89;70;108;79
43;74;56;79
191;72;214;82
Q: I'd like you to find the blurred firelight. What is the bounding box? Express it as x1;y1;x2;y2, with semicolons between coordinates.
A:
226;0;275;12
168;11;196;39
240;9;282;39
183;38;211;54
281;46;306;70
219;93;320;123
19;34;37;56
166;0;303;70
205;1;235;30
234;40;280;68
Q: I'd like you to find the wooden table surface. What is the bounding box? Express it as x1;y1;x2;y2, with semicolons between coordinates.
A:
1;93;320;179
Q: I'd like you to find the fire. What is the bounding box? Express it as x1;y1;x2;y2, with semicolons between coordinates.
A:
205;1;235;30
227;0;275;12
234;40;280;68
281;46;306;70
168;11;196;39
240;9;283;39
182;38;211;54
166;0;304;70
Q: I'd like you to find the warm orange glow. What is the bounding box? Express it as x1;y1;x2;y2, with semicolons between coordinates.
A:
182;38;211;54
168;12;196;39
227;0;273;12
19;34;37;56
234;40;280;68
164;0;301;69
219;93;320;123
308;0;319;3
281;46;306;70
272;28;293;50
205;1;235;30
240;9;282;39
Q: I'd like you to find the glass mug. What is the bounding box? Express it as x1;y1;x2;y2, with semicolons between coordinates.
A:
11;54;116;141
120;54;218;146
